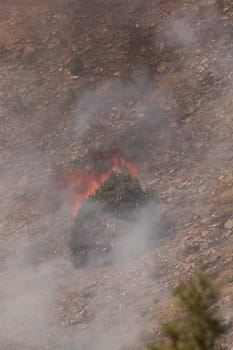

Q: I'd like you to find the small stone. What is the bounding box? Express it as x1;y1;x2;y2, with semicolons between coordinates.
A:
224;219;233;230
24;45;36;56
221;318;232;331
156;62;170;73
170;121;177;128
0;224;5;235
18;175;29;188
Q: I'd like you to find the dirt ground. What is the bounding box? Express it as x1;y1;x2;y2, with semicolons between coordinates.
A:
0;0;233;349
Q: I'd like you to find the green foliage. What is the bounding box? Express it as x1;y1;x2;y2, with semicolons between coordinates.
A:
92;173;147;215
148;270;226;350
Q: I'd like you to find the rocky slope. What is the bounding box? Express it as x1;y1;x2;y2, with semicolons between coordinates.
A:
0;0;232;349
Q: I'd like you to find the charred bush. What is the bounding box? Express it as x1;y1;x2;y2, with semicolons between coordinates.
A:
69;56;86;76
69;172;158;267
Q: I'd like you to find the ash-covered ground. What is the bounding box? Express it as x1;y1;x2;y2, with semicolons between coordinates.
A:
0;0;233;349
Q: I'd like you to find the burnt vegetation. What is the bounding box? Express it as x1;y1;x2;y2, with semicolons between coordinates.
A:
69;172;158;267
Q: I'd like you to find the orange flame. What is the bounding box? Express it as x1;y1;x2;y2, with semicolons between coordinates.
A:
53;150;138;218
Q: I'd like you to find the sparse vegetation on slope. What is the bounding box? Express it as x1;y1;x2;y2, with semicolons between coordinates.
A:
148;269;226;350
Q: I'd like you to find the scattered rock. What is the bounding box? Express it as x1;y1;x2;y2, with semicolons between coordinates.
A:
224;219;233;230
18;175;29;188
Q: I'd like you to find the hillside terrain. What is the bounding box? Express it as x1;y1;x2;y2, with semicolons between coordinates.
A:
0;0;233;349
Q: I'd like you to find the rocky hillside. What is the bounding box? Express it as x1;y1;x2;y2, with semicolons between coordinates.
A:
0;0;232;349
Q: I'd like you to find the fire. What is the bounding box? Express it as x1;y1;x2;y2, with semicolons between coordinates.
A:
53;150;138;217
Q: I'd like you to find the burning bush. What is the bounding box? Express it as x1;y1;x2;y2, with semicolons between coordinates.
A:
94;173;146;214
69;172;157;267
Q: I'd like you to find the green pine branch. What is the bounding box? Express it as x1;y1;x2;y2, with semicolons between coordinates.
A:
148;269;226;350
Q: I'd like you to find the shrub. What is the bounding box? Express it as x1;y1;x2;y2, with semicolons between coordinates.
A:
148;269;226;350
93;173;147;215
69;172;157;266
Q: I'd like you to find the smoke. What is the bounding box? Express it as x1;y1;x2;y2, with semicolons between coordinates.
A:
70;197;161;268
69;72;174;177
0;126;163;350
165;17;198;47
0;144;163;350
112;202;161;264
0;238;55;348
